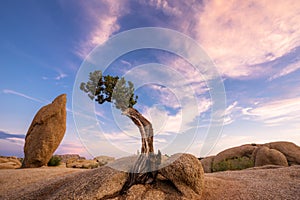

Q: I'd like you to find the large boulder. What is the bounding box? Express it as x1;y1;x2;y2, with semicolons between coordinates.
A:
200;156;215;173
27;166;128;199
0;156;22;169
264;141;300;165
254;146;288;167
159;153;205;199
125;184;166;200
22;94;66;168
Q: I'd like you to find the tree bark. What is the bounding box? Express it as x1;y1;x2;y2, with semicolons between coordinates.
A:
122;108;154;154
120;107;161;193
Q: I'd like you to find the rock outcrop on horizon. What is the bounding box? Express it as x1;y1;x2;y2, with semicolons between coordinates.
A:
22;94;66;168
264;141;300;165
66;157;99;169
200;141;300;173
56;154;85;164
0;156;22;169
93;155;115;166
199;156;214;173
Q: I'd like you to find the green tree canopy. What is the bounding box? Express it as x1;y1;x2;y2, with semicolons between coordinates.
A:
80;70;138;111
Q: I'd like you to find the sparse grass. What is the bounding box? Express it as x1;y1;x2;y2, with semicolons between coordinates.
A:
212;156;254;172
48;156;61;166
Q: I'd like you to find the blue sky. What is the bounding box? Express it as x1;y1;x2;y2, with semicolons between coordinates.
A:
1;0;300;159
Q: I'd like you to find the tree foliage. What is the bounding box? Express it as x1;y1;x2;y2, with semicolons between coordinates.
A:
80;70;138;111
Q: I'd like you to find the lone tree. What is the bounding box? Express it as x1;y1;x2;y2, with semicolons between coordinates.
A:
80;70;161;192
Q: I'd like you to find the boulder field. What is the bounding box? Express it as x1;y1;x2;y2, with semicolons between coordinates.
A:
200;141;300;173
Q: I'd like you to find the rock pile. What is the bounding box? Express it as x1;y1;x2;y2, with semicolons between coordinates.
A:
56;155;115;169
93;155;115;166
200;141;300;173
0;156;22;169
66;157;99;169
56;154;85;163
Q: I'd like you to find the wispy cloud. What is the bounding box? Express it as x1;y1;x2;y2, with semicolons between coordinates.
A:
223;101;239;125
55;72;68;80
2;89;45;104
139;0;182;16
75;0;129;58
0;131;25;140
0;131;25;147
269;60;300;81
42;69;68;81
242;97;300;126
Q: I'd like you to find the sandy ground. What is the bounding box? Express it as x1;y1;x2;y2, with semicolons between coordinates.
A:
1;165;300;199
202;165;300;200
0;167;84;199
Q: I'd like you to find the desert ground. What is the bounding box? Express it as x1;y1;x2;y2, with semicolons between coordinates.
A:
1;165;299;200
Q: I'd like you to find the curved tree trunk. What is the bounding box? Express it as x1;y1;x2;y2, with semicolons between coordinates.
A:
120;107;161;193
122;108;154;154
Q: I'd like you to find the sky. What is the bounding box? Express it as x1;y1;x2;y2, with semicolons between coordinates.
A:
1;0;300;159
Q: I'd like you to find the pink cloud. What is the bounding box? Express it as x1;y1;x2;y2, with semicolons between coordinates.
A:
76;0;129;58
146;0;300;78
195;0;300;78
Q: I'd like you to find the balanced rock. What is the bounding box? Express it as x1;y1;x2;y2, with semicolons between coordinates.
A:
0;156;22;169
22;94;66;168
159;153;204;199
254;146;288;167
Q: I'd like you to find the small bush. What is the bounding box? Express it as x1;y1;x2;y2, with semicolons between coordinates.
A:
213;156;254;172
48;156;61;166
